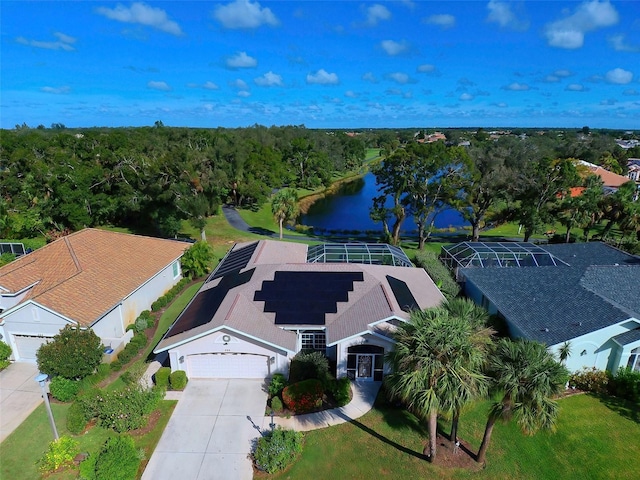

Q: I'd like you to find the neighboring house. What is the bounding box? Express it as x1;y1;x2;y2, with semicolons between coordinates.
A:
579;160;633;194
627;158;640;184
445;241;640;373
154;240;444;381
0;228;189;361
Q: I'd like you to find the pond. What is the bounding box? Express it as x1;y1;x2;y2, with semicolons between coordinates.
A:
299;172;469;234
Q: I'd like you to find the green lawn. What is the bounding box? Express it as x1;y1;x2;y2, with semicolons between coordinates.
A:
269;393;640;480
0;400;176;480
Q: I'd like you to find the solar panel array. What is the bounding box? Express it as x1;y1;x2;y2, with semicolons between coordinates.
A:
254;271;364;325
166;268;255;337
386;275;419;312
207;241;258;282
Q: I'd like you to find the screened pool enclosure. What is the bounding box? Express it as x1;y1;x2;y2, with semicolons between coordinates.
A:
306;243;413;268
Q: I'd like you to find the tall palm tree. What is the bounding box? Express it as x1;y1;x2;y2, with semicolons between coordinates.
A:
385;307;490;462
442;298;494;442
270;188;299;239
476;339;569;465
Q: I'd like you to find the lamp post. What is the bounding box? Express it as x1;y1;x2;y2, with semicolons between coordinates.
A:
35;373;59;440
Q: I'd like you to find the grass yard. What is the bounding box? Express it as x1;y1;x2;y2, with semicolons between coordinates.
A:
0;400;176;480
268;393;640;480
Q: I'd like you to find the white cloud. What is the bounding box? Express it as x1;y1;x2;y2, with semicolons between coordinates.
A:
96;2;183;35
388;72;411;84
16;32;76;51
486;1;528;31
254;71;283;87
417;64;436;73
544;75;560;83
226;51;257;69
606;68;633;84
424;14;455;29
565;83;587;91
362;72;378;83
364;4;391;26
544;0;619;49
203;81;219;90
554;69;573;77
213;0;279;29
608;34;640;53
503;82;530;91
41;86;71;94
460;93;474;101
147;81;171;91
306;69;339;85
381;40;408;55
230;79;249;89
237;90;251;97
344;90;358;98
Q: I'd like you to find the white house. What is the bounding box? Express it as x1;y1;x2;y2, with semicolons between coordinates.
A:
448;241;640;373
0;228;189;361
154;240;445;381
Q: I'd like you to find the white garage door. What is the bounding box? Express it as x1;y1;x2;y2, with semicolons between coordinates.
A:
13;335;51;360
187;353;270;379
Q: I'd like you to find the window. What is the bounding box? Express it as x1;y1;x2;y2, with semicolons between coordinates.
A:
627;347;640;372
300;331;326;352
172;261;180;278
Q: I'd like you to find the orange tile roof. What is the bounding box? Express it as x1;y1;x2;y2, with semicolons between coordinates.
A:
0;229;189;326
587;165;632;188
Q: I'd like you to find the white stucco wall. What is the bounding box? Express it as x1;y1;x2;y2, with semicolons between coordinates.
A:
167;329;291;376
0;288;31;312
549;318;640;373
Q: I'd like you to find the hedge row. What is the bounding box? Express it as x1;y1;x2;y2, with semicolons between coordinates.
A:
413;250;461;300
570;367;640;402
151;277;190;312
153;367;188;390
110;333;147;372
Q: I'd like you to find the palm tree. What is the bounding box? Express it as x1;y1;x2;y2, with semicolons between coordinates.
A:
476;339;569;465
270;189;299;239
442;298;494;442
385;307;490;462
558;341;571;366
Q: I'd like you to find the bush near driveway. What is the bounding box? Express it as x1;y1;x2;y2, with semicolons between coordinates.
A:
0;341;12;370
79;435;144;480
282;379;324;414
38;436;79;474
169;370;188;390
254;428;304;474
49;376;81;402
36;325;103;380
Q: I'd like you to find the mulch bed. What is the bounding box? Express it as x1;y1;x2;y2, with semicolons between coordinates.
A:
428;434;483;471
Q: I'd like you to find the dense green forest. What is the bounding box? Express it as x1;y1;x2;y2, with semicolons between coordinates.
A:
1;125;639;252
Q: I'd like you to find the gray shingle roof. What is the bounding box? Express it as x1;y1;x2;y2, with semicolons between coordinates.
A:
613;328;640;346
461;242;640;346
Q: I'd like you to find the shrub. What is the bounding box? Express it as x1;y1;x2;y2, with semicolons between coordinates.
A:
138;310;154;329
110;360;122;372
569;367;612;394
610;367;640;402
94;386;164;432
270;396;283;412
254;428;303;474
181;241;215;279
169;370;188;390
120;362;147;386
282;379;324;414
151;296;168;312
38;436;79;473
0;341;12;370
289;351;331;387
67;400;88;434
268;373;288;397
80;435;144;480
134;316;148;333
330;377;351;407
49;376;80;402
36;325;103;380
413;250;461;300
74;388;103;422
155;367;171;388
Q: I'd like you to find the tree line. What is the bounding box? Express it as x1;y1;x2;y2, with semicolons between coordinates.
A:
371;131;640;248
0;125;366;239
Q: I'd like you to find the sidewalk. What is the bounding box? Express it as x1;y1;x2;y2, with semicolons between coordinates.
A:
261;381;381;432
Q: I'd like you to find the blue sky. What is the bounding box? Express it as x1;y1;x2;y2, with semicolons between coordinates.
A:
2;1;639;129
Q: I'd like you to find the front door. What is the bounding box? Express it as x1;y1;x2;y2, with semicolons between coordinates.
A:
356;354;373;380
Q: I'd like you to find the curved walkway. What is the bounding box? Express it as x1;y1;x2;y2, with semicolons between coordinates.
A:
261;381;381;432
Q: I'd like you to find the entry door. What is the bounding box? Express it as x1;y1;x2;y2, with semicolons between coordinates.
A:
356;354;373;380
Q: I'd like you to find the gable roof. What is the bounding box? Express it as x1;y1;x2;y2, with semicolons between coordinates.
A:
580;161;632;188
155;240;444;353
460;242;640;346
0;229;189;326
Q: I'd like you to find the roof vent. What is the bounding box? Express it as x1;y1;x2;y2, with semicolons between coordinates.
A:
541;328;549;332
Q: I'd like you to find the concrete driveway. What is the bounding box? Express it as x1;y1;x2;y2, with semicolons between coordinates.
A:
0;362;42;443
142;379;268;480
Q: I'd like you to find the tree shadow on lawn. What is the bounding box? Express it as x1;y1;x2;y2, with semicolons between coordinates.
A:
593;393;640;424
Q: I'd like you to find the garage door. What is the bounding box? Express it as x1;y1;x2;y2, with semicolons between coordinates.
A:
13;335;51;360
187;353;270;379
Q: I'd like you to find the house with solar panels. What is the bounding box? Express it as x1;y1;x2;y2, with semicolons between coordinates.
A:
0;229;189;361
154;240;445;381
444;241;640;373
